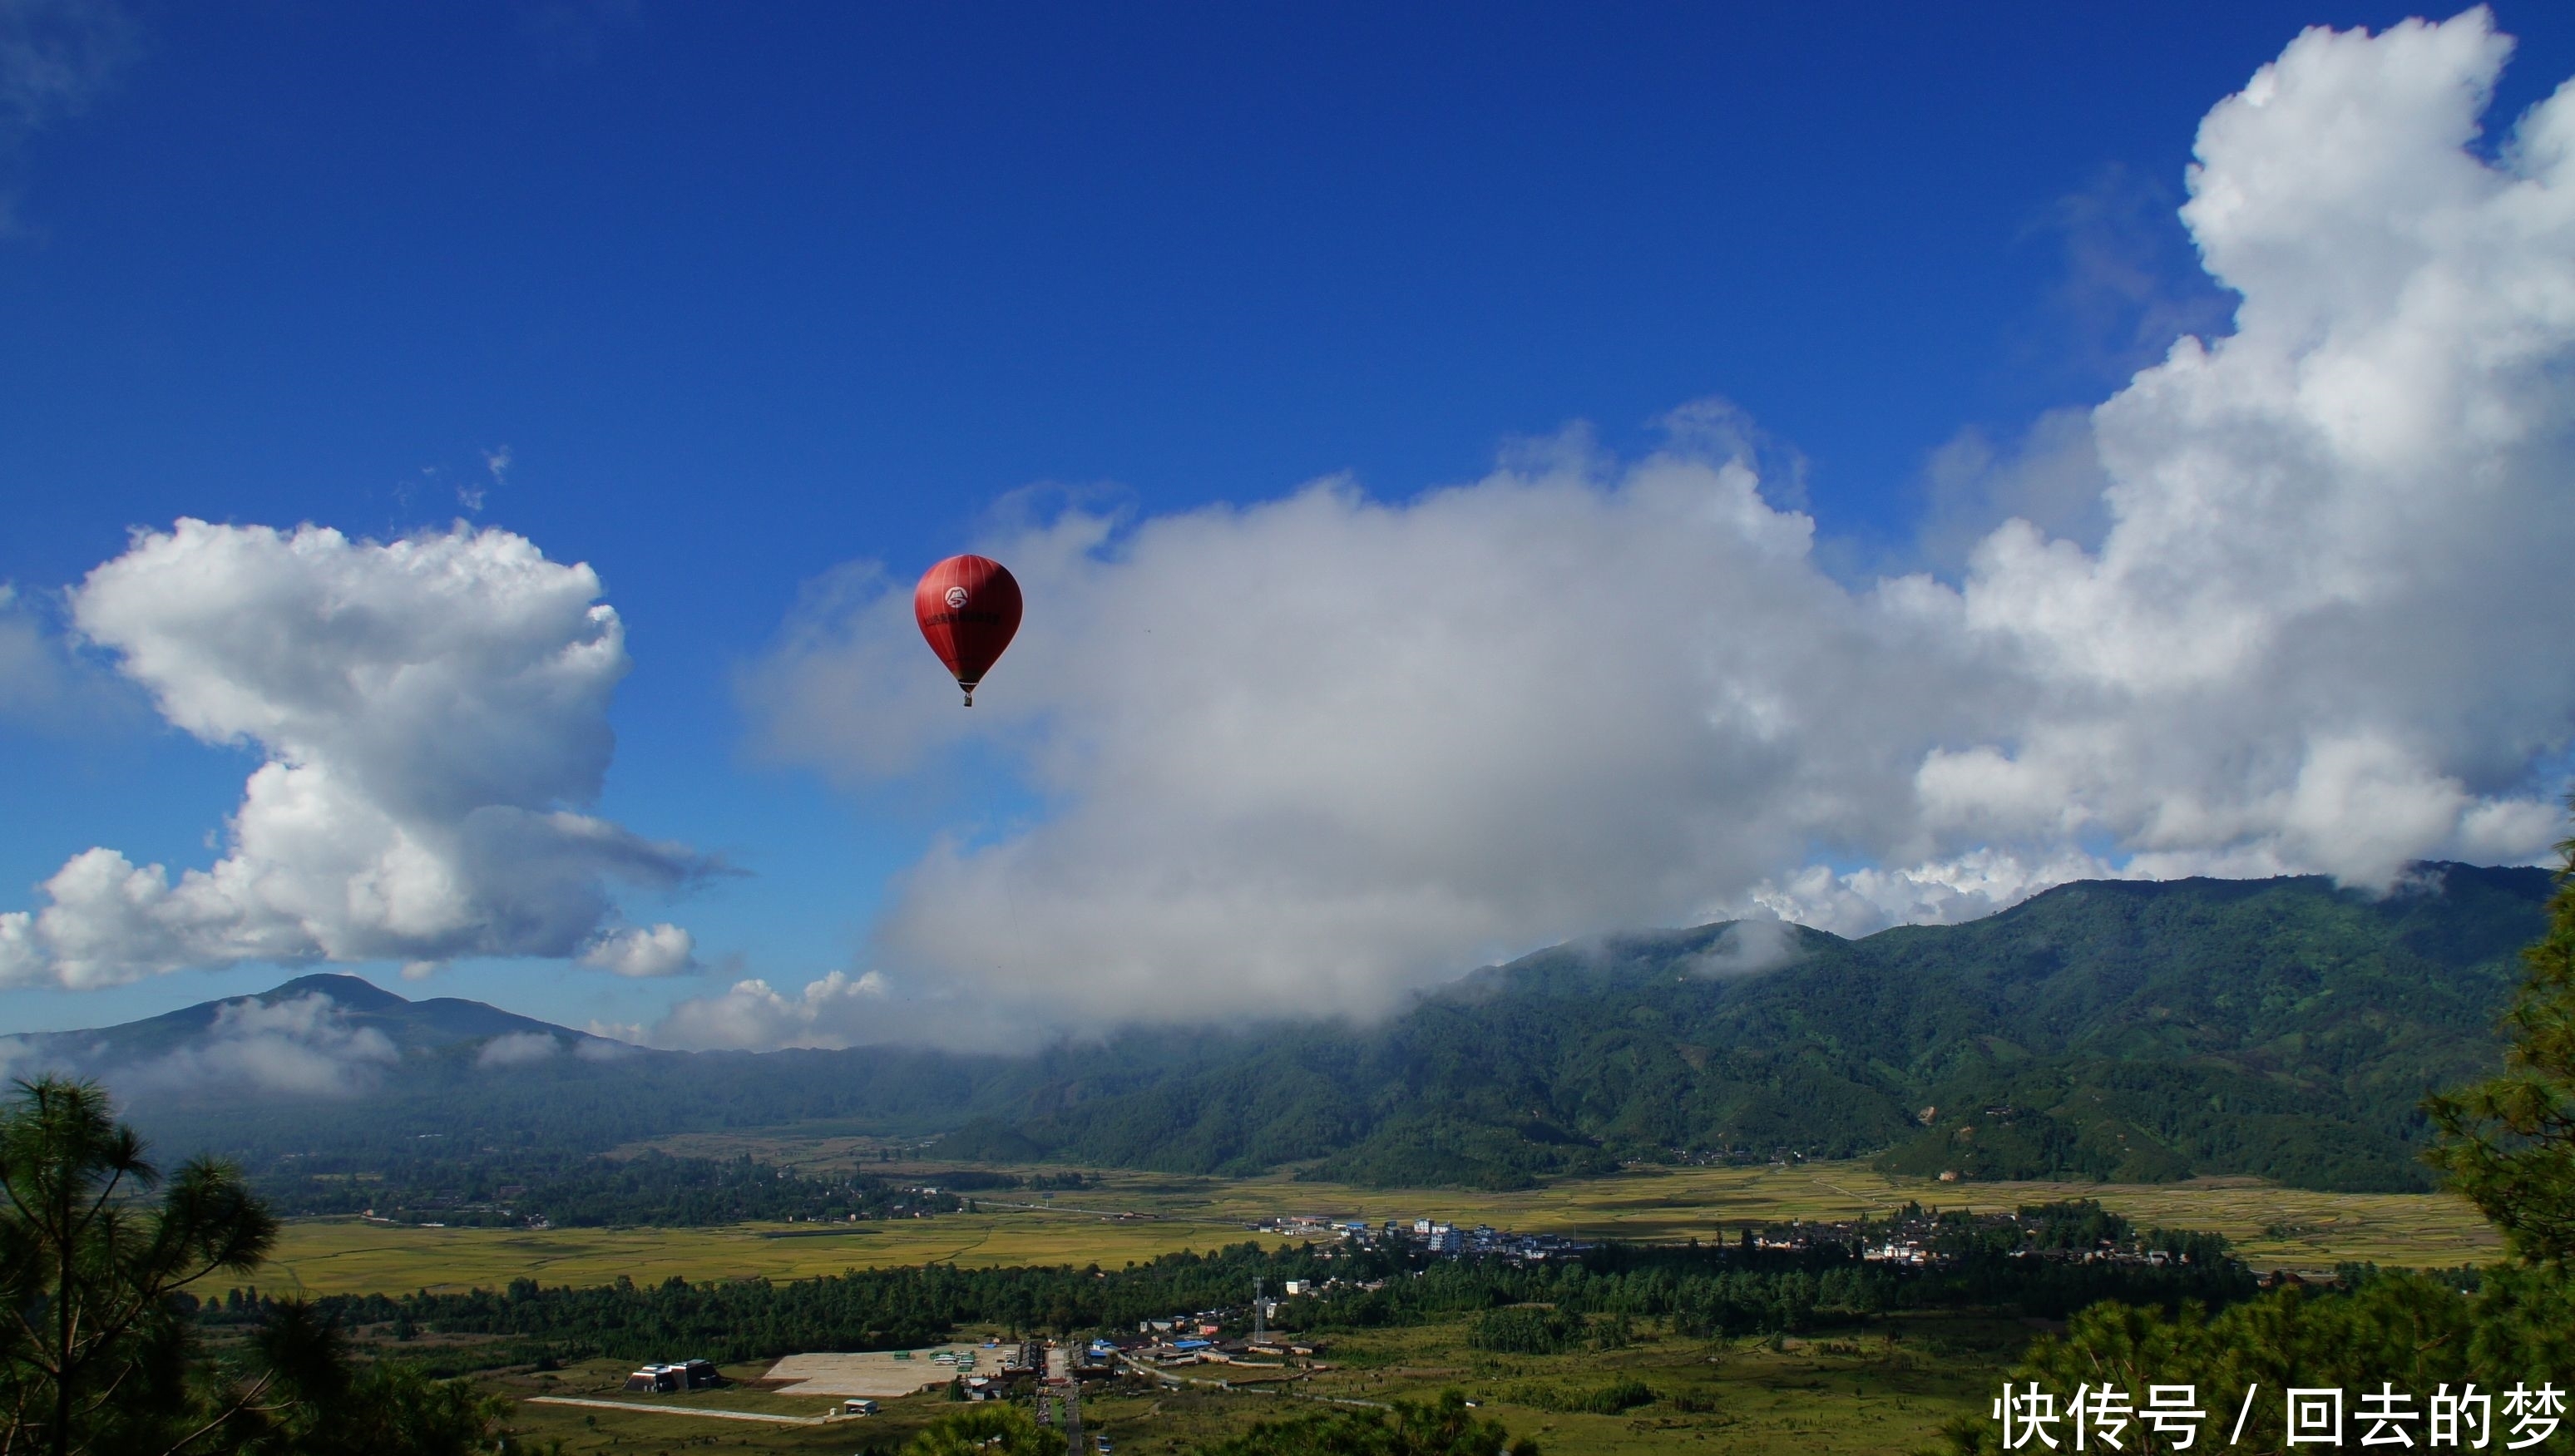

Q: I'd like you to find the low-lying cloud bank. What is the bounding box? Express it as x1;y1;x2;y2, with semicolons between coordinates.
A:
651;970;903;1053
723;12;2575;1043
0;521;707;990
123;992;399;1098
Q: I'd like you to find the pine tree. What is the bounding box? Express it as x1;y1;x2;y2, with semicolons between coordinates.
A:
0;1076;276;1456
2425;805;2575;1263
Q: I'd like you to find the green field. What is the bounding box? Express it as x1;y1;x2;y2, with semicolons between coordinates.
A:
264;1156;2499;1296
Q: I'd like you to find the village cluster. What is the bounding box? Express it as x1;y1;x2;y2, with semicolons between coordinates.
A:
605;1198;2215;1429
1248;1213;1588;1261
1761;1212;2197;1268
1246;1201;2193;1271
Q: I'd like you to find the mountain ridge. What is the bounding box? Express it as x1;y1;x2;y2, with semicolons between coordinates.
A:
5;862;2551;1194
7;970;628;1071
932;863;2553;1191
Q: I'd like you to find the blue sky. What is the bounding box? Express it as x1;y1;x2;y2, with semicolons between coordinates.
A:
5;2;2575;1045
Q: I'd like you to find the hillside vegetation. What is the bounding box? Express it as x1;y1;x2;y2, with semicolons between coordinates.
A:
52;864;2548;1196
938;865;2544;1192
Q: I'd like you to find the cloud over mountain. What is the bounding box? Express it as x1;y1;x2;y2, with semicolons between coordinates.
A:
124;991;399;1098
0;520;705;990
744;12;2575;1033
651;969;903;1052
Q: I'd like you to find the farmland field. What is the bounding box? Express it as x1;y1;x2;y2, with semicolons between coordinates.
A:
309;1151;2506;1455
958;1161;2503;1272
639;1141;2504;1269
260;1212;1293;1296
264;1155;2498;1296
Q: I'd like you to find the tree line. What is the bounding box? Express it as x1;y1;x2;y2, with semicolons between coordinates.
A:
253;1148;969;1228
266;1224;2255;1365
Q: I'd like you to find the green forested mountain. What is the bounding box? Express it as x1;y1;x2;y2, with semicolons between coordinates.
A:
26;864;2549;1196
935;863;2553;1192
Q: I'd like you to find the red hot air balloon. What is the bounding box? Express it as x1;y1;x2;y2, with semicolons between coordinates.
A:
913;555;1023;706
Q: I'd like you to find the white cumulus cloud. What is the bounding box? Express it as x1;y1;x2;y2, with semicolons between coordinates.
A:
650;970;901;1051
579;922;695;978
0;520;707;990
744;10;2575;1034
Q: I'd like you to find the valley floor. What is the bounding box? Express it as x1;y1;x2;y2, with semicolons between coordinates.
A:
259;1157;2499;1296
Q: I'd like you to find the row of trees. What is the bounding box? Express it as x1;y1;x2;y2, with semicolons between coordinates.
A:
259;1148;963;1229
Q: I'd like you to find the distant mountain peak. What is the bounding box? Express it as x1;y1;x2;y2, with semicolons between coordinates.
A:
7;972;615;1107
261;972;411;1010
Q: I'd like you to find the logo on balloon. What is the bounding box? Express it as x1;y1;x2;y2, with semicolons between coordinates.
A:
944;586;970;609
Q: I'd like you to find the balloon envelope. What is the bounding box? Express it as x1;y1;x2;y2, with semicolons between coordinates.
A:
913;555;1022;704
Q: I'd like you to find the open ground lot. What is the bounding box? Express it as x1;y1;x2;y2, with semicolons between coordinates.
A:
764;1345;991;1398
265;1157;2498;1295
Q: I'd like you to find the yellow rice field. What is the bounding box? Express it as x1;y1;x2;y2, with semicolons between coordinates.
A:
258;1155;2499;1296
647;1137;2504;1271
259;1212;1289;1296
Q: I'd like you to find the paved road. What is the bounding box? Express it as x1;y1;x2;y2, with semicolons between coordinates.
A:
526;1396;823;1426
1046;1345;1085;1456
